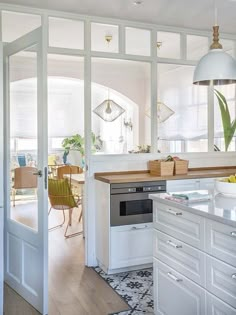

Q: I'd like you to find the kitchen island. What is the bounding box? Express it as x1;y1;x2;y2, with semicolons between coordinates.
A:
149;191;236;315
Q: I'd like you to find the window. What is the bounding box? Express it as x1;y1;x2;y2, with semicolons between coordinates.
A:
157;64;208;153
157;32;181;59
125;27;151;56
91;23;119;53
187;35;208;60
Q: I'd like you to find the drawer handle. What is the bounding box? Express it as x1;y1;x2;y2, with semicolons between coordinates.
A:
166;240;182;249
232;274;236;280
166;209;182;216
131;225;148;230
230;231;236;237
167;272;183;282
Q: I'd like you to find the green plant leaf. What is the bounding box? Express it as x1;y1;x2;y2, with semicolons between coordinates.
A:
214;89;236;151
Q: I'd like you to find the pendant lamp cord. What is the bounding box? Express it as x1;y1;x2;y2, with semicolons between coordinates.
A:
214;0;218;26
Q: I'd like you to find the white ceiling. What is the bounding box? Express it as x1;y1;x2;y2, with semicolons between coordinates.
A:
2;0;236;34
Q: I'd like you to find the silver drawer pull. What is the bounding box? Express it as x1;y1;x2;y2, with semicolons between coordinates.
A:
166;209;182;216
232;274;236;280
167;272;183;282
166;240;182;249
230;231;236;237
131;225;148;230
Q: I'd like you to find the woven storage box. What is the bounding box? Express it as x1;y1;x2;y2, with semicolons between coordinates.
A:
174;159;189;175
149;160;174;176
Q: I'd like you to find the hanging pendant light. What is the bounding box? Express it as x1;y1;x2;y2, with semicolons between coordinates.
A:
93;90;125;122
193;4;236;85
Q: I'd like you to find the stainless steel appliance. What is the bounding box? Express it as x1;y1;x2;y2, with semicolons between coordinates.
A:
110;181;166;226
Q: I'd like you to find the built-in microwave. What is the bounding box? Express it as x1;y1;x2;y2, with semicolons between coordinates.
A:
110;181;166;226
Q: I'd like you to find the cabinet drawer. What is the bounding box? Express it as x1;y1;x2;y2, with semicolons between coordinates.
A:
206;219;236;267
207;292;236;315
153;258;206;315
153;202;205;249
206;255;236;308
153;229;206;286
110;223;153;269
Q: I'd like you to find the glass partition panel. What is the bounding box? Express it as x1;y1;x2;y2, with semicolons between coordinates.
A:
92;58;151;154
49;17;84;50
47;54;84;168
157;31;180;59
9;48;38;230
157;63;208;153
187;35;209;60
91;23;119;53
214;85;236;151
125;27;151;56
2;11;41;43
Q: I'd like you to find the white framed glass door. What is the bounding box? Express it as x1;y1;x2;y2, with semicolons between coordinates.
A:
0;41;4;315
3;27;48;314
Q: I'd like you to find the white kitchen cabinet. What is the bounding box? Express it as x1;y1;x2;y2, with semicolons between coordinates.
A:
153;229;206;286
110;223;153;269
206;255;236;308
154;258;206;315
207;292;236;315
206;219;236;267
151;197;236;315
153;202;205;249
167;178;215;193
167;179;199;192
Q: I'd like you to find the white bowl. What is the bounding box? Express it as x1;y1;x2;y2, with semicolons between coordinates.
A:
215;178;236;196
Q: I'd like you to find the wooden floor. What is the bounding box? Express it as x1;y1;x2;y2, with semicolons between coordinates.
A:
4;202;129;315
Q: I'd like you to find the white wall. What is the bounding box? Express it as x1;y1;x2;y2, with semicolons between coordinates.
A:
86;151;236;266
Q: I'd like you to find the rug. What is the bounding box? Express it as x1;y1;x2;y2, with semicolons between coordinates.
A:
94;267;154;315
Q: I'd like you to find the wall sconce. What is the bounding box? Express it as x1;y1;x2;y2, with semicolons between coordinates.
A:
105;34;112;45
124;118;133;131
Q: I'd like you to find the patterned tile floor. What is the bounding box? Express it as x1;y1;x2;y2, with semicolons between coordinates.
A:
94;267;154;315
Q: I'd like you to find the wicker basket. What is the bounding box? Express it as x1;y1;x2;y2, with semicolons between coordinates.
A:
149;160;174;176
174;159;189;175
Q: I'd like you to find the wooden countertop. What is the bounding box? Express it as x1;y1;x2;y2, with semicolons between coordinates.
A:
94;167;236;184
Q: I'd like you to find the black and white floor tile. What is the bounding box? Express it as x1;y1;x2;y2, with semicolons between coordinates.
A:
94;267;154;315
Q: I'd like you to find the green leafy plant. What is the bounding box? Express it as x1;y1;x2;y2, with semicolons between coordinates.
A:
214;89;236;152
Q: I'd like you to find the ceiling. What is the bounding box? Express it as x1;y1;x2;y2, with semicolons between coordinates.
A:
2;0;236;34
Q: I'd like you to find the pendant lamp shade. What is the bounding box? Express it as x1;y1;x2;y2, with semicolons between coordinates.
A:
93;99;125;122
193;26;236;85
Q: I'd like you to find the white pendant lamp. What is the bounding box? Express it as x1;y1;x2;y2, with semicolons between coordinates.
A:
193;19;236;85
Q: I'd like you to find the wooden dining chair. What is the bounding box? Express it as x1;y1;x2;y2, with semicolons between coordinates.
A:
12;166;38;207
48;178;83;238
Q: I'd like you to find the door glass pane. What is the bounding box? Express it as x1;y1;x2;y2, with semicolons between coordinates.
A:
91;23;119;53
2;11;41;43
49;17;84;50
9;47;38;231
221;39;235;57
125;27;151;56
157;31;180;59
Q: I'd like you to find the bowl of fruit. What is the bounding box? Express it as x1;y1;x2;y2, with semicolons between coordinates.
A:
215;175;236;196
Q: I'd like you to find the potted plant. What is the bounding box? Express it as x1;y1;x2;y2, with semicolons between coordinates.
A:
214;89;236;152
62;134;84;164
62;132;103;164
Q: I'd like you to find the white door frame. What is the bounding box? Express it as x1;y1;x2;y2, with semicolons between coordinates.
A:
3;27;48;314
0;41;4;315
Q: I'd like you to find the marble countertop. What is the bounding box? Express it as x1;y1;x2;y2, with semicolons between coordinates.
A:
149;190;236;227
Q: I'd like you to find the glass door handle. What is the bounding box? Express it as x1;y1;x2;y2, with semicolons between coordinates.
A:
33;170;42;177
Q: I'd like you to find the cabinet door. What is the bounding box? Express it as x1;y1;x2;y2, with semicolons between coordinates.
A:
206;219;236;267
167;179;199;193
154;258;206;315
153;202;205;249
206;255;236;308
153;230;206;286
110;223;153;269
207;292;236;315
